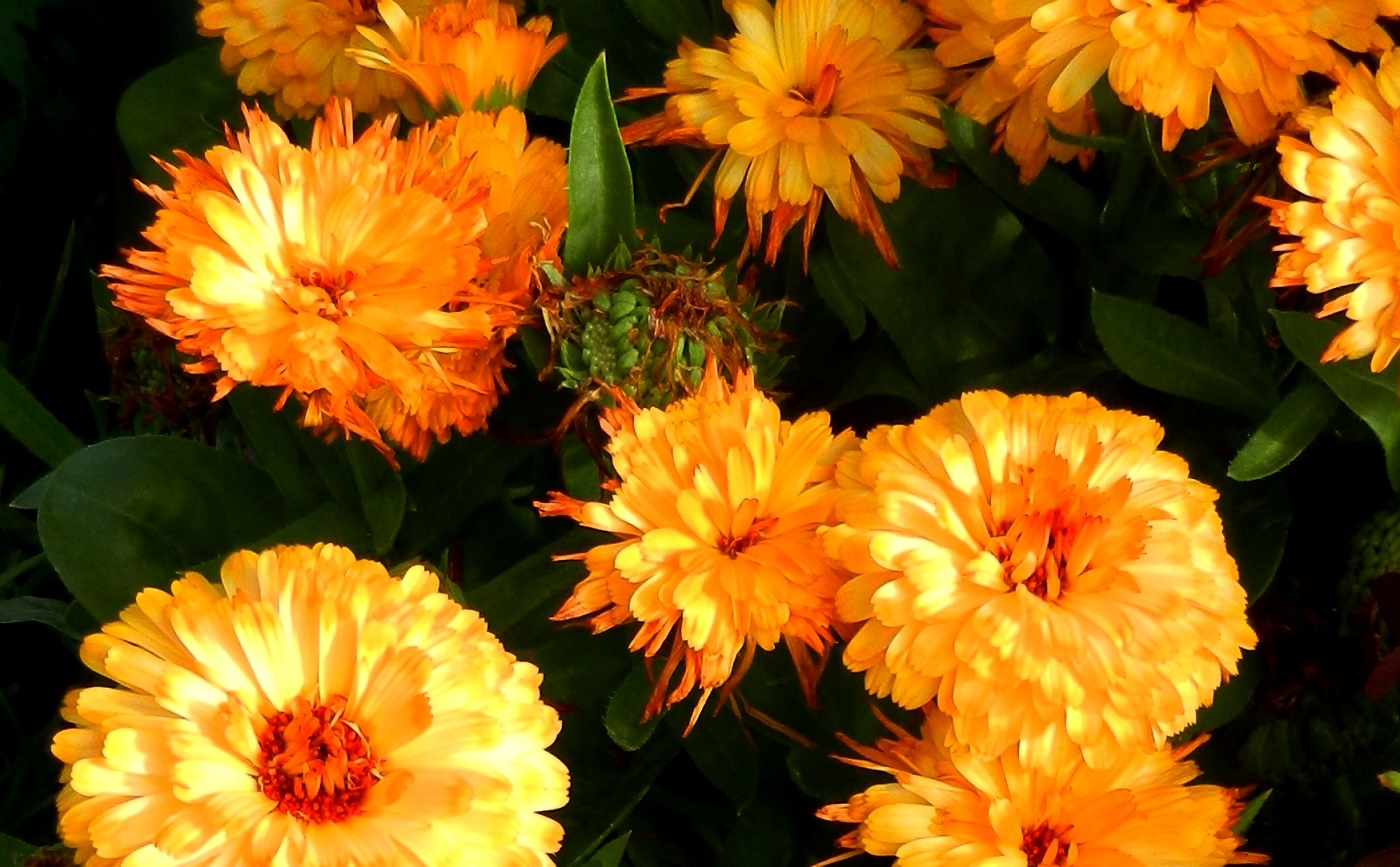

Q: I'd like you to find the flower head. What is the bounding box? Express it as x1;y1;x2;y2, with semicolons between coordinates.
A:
101;100;526;461
1264;50;1400;372
364;107;569;459
817;711;1265;867
349;0;566;115
52;543;568;867
538;363;859;724
826;391;1257;767
619;0;951;268
196;0;440;118
1023;0;1396;151
920;0;1098;181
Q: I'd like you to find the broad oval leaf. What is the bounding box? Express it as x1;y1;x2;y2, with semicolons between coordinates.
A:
1228;370;1339;481
1274;310;1400;489
37;436;293;621
605;664;662;751
116;44;245;181
1091;290;1277;417
563;53;637;275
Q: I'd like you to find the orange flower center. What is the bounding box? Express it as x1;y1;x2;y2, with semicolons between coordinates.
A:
717;512;777;559
292;267;357;316
256;697;381;824
792;64;841;117
1021;822;1074;866
347;0;383;22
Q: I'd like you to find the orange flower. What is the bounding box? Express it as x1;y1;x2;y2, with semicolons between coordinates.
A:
826;391;1257;768
1265;50;1400;372
365;107;568;460
52;544;569;867
348;0;566;115
1020;0;1396;151
921;0;1098;181
195;0;440;118
619;0;951;268
101;100;522;461
537;363;859;724
817;711;1265;867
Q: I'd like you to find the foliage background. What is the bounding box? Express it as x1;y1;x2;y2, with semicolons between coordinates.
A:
3;2;1400;866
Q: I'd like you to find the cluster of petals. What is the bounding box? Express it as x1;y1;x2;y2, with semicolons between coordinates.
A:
619;0;950;269
51;543;569;867
538;363;858;722
817;711;1263;867
1007;0;1399;151
196;0;440;119
103;99;564;462
825;390;1257;768
919;0;1098;181
1264;49;1400;374
349;0;566;115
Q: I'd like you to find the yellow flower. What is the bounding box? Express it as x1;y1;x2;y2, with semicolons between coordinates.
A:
619;0;951;269
1265;50;1400;372
921;0;1098;181
51;544;568;867
349;0;565;114
101;100;516;462
817;711;1265;867
538;363;859;725
826;391;1257;768
364;107;569;460
196;0;440;119
1021;0;1396;151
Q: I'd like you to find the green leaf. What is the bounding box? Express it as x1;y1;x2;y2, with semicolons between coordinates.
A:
0;833;37;867
1233;788;1272;835
622;0;712;44
1218;479;1290;602
606;665;663;751
461;528;598;643
0;596;71;634
577;833;631;867
721;798;792;867
942;108;1098;246
0;366;82;468
1274;310;1400;489
0;0;55;90
345;441;406;555
228;386;331;513
36;436;293;621
559;733;681;867
395;436;533;555
116;44;246;181
1091;290;1277;417
1229;371;1339;481
669;705;759;805
563;53;638;275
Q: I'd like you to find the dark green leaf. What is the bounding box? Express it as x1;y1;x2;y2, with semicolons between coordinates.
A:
606;665;662;751
345;441;406;555
942;108;1098;246
720;798;791;867
0;0;55;90
1091;290;1276;417
116;44;246;181
1233;789;1272;835
395;435;533;554
0;367;81;468
577;833;631;867
564;53;638;275
622;0;712;44
228;386;331;513
8;473;48;510
669;705;759;805
528;44;594;121
559;733;681;866
0;596;71;634
0;833;37;867
1274;310;1400;489
461;528;598;642
1218;479;1290;602
37;436;293;621
1229;371;1339;481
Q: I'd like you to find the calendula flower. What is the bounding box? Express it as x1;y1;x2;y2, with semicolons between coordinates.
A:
619;0;951;269
102;100;518;461
196;0;439;118
1265;50;1400;373
364;107;568;460
1022;0;1396;151
817;711;1265;867
51;544;569;867
826;391;1257;768
537;363;859;725
348;0;565;114
920;0;1098;181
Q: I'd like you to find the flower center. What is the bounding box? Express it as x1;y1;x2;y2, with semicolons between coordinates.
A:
347;0;383;22
291;267;357;316
792;64;841;117
1021;822;1075;866
256;696;381;824
716;513;777;559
